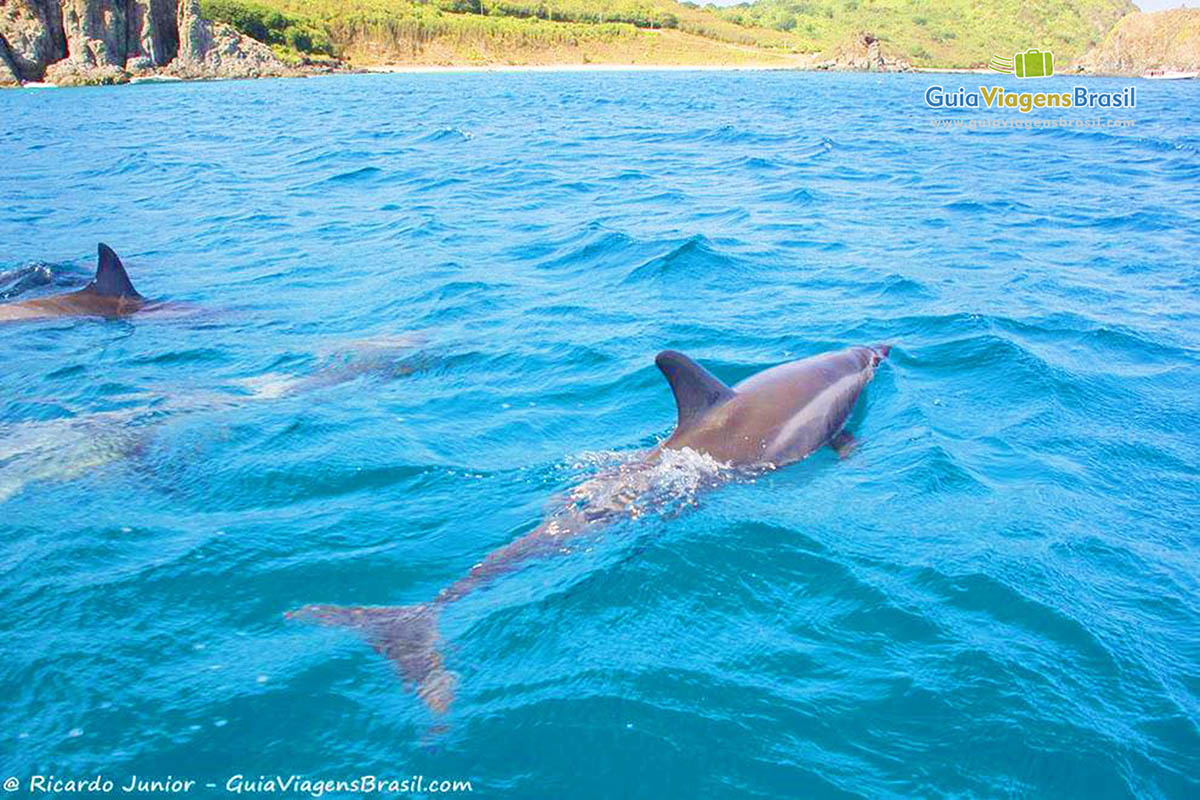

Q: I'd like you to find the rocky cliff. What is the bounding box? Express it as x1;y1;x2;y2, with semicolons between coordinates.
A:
814;32;912;73
0;0;288;85
1080;8;1200;75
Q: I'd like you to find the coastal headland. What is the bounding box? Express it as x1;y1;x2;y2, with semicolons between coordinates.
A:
1;0;1195;87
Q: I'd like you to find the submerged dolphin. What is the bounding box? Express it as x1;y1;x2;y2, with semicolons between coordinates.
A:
290;344;891;713
0;409;155;504
234;335;430;400
0;244;150;322
0;336;432;503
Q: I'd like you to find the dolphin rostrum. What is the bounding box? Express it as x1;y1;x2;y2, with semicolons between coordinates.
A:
290;344;891;713
0;244;148;322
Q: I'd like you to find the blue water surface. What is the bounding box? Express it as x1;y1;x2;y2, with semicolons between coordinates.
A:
1;71;1198;799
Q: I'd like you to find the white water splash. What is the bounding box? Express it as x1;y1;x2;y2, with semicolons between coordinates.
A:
233;372;303;400
557;446;735;526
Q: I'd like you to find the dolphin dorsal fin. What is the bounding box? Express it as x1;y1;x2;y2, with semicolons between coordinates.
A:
86;244;141;298
655;350;735;433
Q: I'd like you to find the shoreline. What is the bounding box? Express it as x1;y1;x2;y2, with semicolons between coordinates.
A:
5;61;1165;88
360;63;806;74
357;63;1151;78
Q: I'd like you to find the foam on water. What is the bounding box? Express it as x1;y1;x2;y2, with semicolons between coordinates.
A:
558;445;735;526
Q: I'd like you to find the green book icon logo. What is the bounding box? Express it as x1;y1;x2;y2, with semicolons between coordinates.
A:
989;49;1055;78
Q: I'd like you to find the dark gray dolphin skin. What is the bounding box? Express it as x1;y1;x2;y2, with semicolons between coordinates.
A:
651;345;889;464
0;244;148;322
290;344;890;713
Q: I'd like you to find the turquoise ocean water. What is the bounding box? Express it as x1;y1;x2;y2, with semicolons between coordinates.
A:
0;72;1198;798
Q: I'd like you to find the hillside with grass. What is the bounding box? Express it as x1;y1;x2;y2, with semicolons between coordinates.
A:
197;0;1148;70
1080;7;1200;74
198;0;813;67
715;0;1137;68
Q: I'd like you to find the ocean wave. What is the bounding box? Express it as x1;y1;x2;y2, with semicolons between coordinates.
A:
419;127;474;143
0;263;56;299
621;234;749;285
307;165;386;187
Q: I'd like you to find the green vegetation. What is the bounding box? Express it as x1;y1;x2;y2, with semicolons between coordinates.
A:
199;0;809;65
200;0;335;58
715;0;1137;67
470;1;802;48
199;0;1139;68
1081;8;1200;73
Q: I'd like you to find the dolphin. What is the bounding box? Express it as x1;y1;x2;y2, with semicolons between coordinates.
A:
289;344;891;713
0;335;433;502
0;244;150;322
0;409;156;504
234;335;431;400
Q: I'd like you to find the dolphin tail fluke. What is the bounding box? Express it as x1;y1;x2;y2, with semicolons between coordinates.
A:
287;602;457;713
871;343;892;360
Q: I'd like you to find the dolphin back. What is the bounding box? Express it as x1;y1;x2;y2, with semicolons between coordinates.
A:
655;350;735;435
661;345;889;466
86;244;141;299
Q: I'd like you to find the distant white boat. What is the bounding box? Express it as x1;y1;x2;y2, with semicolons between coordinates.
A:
1143;69;1198;80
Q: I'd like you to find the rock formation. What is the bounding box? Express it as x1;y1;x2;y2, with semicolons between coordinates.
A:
130;0;177;68
0;0;288;85
815;32;912;73
0;0;67;81
167;0;283;79
1;33;23;84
